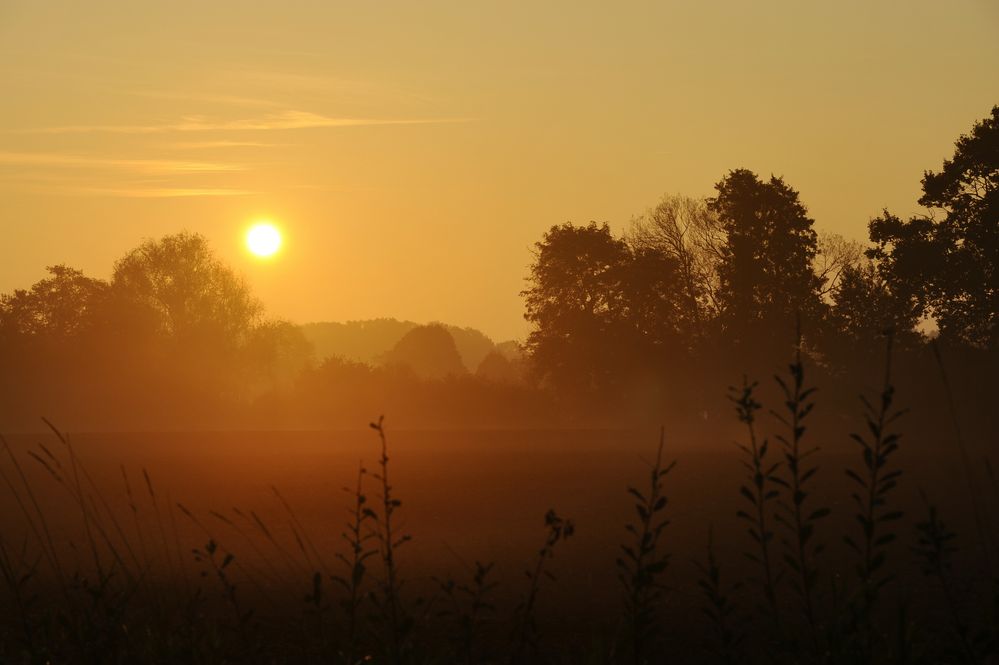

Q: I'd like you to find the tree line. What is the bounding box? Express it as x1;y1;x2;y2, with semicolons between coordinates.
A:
0;105;995;430
522;106;998;412
0;233;312;428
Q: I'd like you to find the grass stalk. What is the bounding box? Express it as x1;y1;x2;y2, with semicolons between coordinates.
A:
617;428;675;665
730;377;782;629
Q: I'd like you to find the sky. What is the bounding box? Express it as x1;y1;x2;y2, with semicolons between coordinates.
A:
1;1;997;341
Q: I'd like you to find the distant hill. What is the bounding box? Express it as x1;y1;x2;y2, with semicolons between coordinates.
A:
299;318;521;373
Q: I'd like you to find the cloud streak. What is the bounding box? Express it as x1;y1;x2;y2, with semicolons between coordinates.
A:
19;110;466;135
0;175;253;198
127;90;282;108
0;151;244;173
165;140;281;150
76;186;254;198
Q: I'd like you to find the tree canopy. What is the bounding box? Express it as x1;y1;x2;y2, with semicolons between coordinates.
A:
709;169;824;341
869;106;999;348
112;231;262;351
0;232;308;428
520;106;999;406
0;265;109;340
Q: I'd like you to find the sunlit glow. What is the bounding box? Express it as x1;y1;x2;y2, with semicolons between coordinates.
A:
246;222;282;258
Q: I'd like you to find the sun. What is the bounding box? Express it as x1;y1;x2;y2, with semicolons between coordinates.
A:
246;222;282;258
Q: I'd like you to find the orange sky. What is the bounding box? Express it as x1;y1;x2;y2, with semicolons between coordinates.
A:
1;1;997;341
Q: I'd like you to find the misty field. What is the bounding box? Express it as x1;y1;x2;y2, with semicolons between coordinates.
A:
2;420;993;663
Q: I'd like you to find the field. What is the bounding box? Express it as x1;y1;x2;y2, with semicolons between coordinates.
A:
2;415;993;663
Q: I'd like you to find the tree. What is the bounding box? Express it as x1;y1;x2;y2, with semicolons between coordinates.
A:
244;320;314;391
522;222;632;395
0;265;109;339
0;265;113;428
865;211;935;322
106;232;277;408
382;324;466;379
829;261;922;349
476;350;525;385
869;106;999;348
0;232;308;426
523;221;695;403
814;232;865;301
708;169;824;341
619;246;693;352
627;194;725;335
111;232;262;350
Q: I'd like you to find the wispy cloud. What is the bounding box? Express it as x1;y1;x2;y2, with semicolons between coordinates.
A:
127;90;282;108
0;175;253;198
19;110;466;135
76;186;254;198
165;140;282;150
0;151;244;173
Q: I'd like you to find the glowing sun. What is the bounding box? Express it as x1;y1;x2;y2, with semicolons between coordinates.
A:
246;222;282;258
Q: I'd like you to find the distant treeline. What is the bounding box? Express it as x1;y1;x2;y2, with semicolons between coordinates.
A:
300;319;523;377
0;106;996;431
0;233;540;430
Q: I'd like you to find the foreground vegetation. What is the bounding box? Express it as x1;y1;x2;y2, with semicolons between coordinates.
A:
0;337;996;665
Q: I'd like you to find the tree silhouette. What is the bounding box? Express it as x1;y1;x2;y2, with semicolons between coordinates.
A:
243;320;314;391
111;231;262;350
709;169;824;344
0;232;316;427
829;261;921;350
0;265;108;339
523;222;632;396
382;324;467;379
476;350;526;385
814;232;865;300
627;194;725;340
523;220;699;408
620;246;693;353
869;106;999;348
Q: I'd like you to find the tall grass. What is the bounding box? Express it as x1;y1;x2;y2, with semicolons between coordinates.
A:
617;427;674;664
332;462;376;663
730;377;781;630
510;508;575;664
842;336;905;661
695;527;743;665
771;340;828;652
435;560;497;665
368;415;414;663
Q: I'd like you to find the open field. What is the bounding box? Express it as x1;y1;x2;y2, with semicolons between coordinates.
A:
2;425;988;602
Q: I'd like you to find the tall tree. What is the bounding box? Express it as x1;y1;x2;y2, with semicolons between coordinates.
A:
869;106;999;348
709;169;824;341
522;222;631;395
829;261;922;349
627;194;725;339
108;232;272;407
523;222;693;402
0;265;112;424
619;246;692;352
111;231;262;350
0;265;109;339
